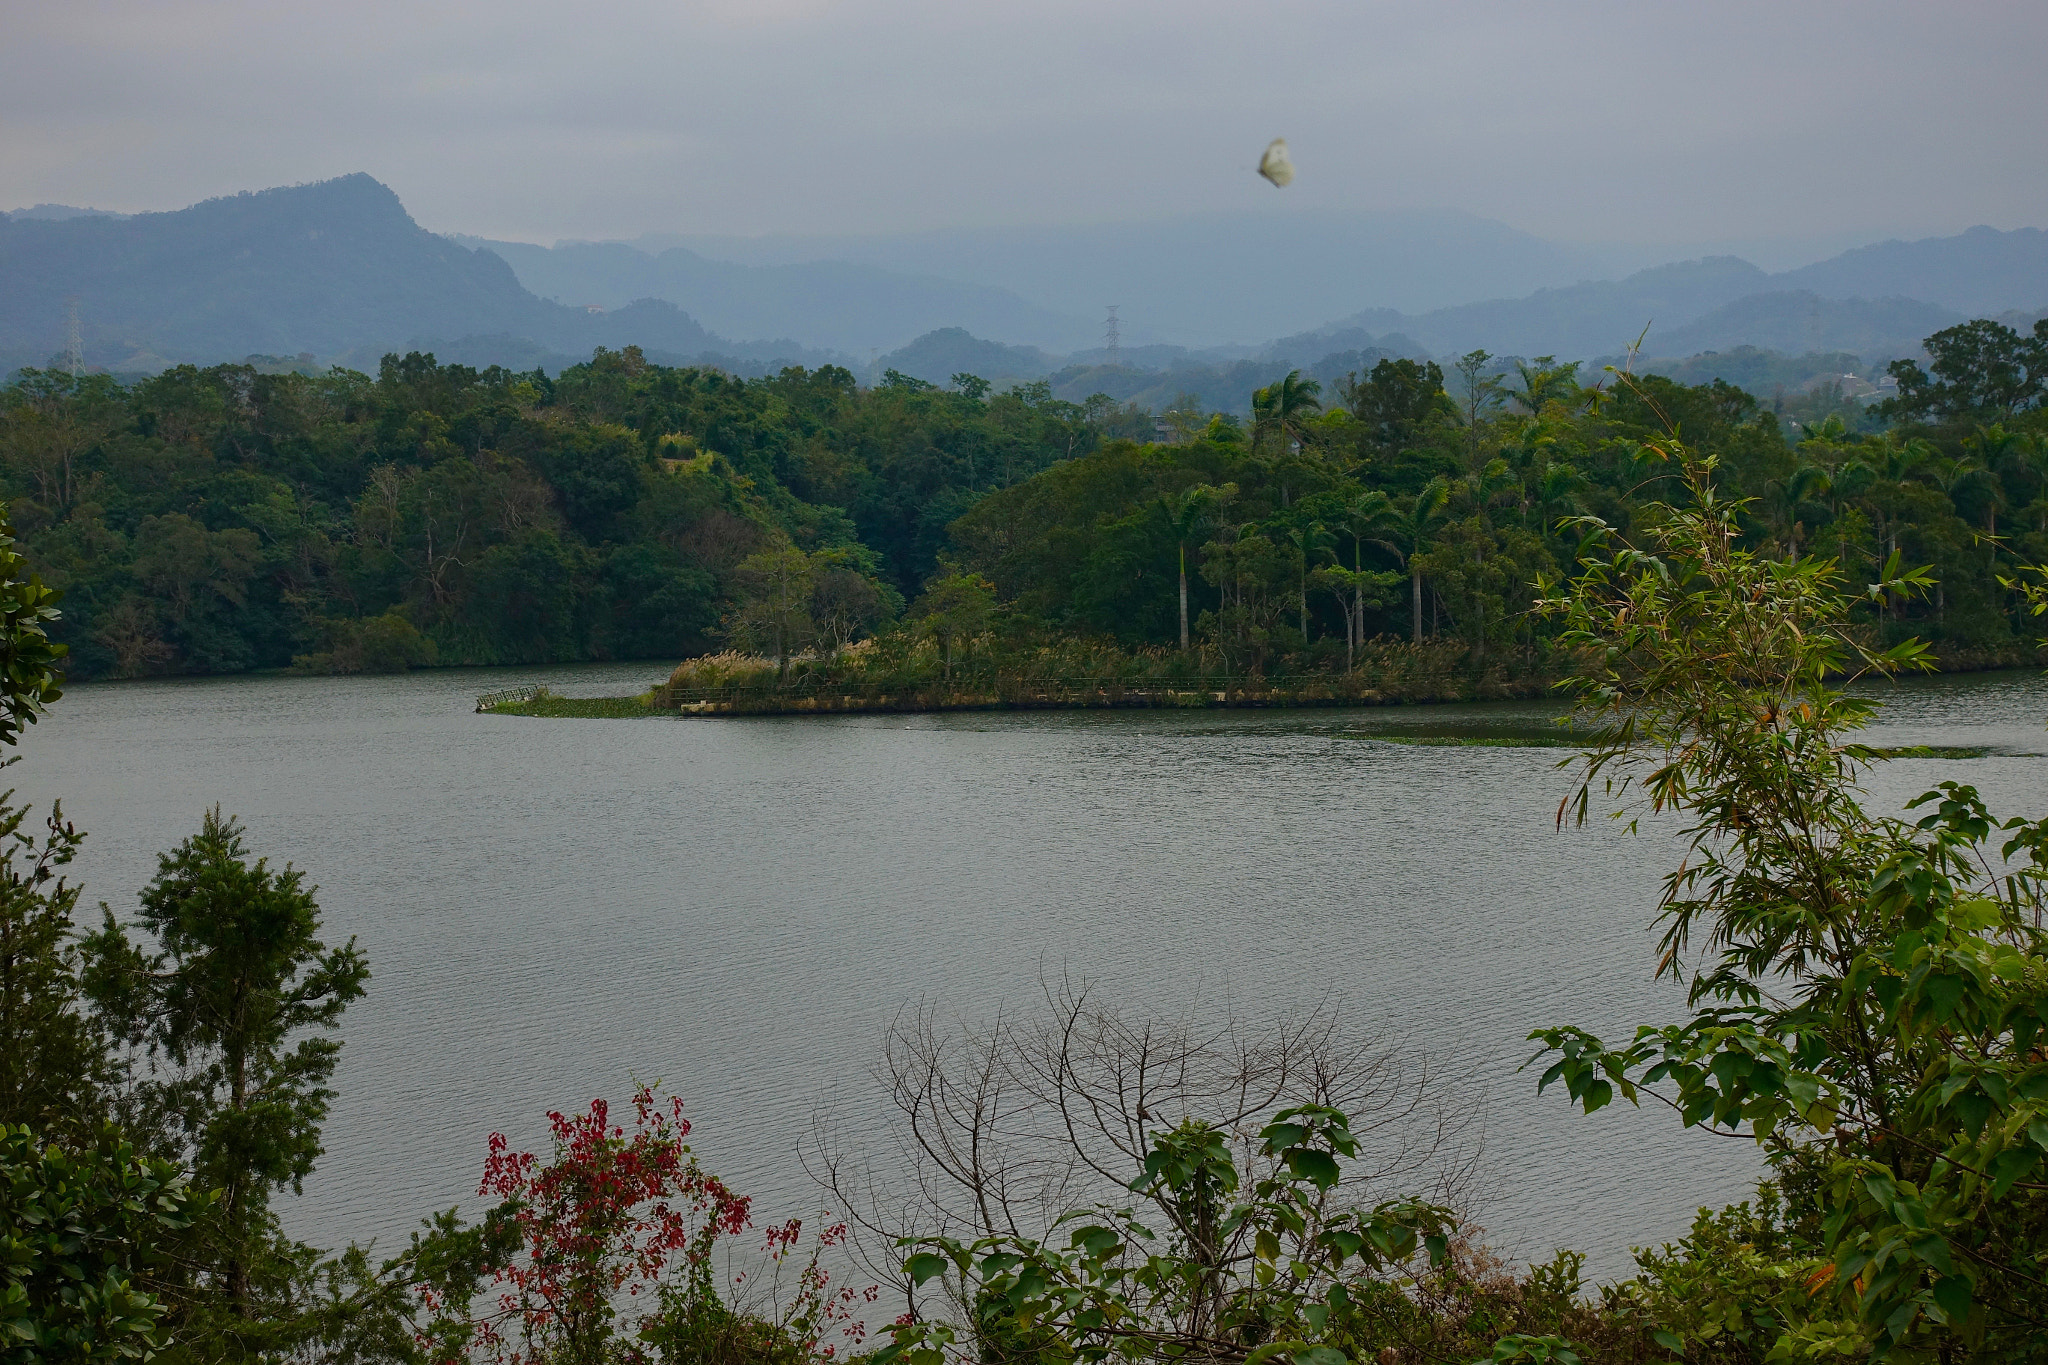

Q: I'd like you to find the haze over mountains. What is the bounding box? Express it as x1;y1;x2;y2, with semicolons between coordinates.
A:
6;174;2047;405
469;211;1643;350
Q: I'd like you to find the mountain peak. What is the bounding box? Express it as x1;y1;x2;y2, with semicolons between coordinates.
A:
169;172;415;234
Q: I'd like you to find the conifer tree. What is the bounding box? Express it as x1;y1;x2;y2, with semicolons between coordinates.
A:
83;808;368;1355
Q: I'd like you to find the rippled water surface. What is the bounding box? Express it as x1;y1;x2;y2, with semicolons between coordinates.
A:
21;664;2048;1281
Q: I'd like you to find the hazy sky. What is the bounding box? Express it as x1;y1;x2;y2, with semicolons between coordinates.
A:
6;0;2045;248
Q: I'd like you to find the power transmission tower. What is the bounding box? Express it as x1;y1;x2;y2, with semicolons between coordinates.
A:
1103;305;1120;364
64;298;83;378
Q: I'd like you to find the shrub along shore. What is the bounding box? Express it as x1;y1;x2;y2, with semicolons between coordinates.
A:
484;634;2043;719
486;636;1544;717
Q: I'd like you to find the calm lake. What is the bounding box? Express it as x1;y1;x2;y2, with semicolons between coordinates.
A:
20;663;2048;1282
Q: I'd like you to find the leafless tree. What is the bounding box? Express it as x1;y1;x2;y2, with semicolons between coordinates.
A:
804;974;1482;1331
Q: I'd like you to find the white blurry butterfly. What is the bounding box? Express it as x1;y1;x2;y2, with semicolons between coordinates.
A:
1258;138;1294;188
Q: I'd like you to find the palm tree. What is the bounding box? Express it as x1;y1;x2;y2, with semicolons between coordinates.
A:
1276;521;1335;643
1858;436;1936;572
1763;463;1831;560
1932;454;2003;597
1154;483;1234;650
1828;455;1874;523
1329;489;1399;656
1251;371;1323;504
1469;457;1520;523
1365;479;1452;642
1798;412;1853;464
1931;455;1994;515
1965;424;2031;538
1876;434;1937;485
1532;461;1590;537
1498;423;1561;520
1506;356;1580;414
2005;431;2048;531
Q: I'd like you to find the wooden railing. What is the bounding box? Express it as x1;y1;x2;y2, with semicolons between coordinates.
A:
475;684;541;712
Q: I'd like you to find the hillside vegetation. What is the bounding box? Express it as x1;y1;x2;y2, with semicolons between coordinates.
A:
2;314;2044;686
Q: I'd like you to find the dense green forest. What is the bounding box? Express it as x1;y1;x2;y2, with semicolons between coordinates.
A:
1;320;2044;687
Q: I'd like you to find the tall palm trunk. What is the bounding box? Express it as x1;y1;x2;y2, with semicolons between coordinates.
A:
1178;544;1190;651
1347;575;1359;673
1346;598;1356;672
1411;564;1423;642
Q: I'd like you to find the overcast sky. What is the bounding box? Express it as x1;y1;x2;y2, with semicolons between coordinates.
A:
6;0;2044;249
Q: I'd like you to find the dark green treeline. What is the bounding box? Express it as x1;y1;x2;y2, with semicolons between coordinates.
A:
3;318;2045;682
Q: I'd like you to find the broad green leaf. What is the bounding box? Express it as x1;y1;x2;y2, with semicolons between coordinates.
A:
1931;1274;1972;1324
1293;1348;1348;1365
904;1252;949;1286
1289;1149;1341;1190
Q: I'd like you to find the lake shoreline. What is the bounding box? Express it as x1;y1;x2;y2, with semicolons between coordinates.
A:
489;672;1557;718
484;645;2042;719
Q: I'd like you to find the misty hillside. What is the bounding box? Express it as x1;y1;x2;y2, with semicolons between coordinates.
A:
0;175;832;374
1310;227;2048;362
1651;293;1968;358
457;236;1097;354
876;328;1062;384
491;214;2048;366
3;204;131;222
642;209;1637;344
465;208;1635;352
1775;226;2048;314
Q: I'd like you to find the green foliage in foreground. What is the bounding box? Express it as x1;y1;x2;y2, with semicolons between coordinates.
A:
1;1124;202;1365
1528;442;2048;1360
878;1106;1459;1365
81;807;369;1358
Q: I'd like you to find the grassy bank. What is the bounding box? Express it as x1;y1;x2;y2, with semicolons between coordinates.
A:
488;688;667;718
481;632;2041;721
648;635;1552;714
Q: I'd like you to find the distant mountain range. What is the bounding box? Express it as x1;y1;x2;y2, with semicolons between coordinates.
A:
0;176;834;376
1307;231;2048;361
5;174;2047;401
515;209;1641;349
505;216;2048;355
452;235;1098;355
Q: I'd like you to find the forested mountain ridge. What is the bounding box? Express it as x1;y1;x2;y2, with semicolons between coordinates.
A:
3;312;2042;685
0;175;830;376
